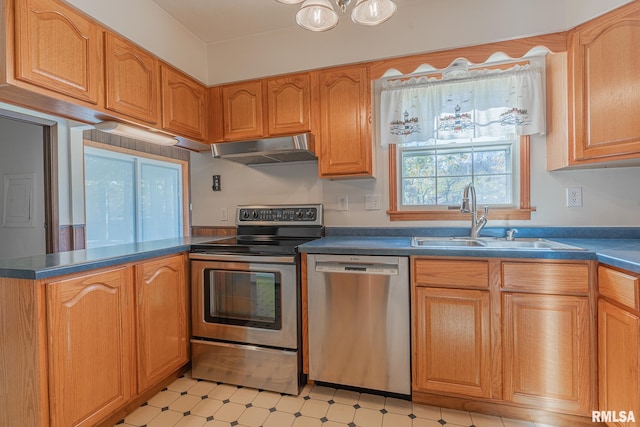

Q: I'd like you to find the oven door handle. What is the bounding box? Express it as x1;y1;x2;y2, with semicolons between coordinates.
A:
189;252;296;264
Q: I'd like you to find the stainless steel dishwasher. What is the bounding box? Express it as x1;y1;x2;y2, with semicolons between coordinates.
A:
307;254;410;395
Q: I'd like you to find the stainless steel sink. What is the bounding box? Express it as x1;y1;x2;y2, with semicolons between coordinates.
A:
410;237;486;248
410;236;586;251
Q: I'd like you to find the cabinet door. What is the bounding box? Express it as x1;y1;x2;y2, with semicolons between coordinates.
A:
47;267;134;427
503;293;591;415
570;2;640;162
161;65;208;141
317;65;372;178
135;254;188;393
598;299;640;427
105;33;160;124
14;0;102;104
266;74;311;135
413;287;491;398
221;80;264;140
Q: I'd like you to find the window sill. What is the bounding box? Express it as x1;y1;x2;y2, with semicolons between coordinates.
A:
387;208;536;221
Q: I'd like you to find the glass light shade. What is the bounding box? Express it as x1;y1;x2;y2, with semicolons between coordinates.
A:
351;0;397;26
276;0;305;4
296;0;339;31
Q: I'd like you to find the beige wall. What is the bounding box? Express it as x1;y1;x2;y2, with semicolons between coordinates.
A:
190;132;640;228
63;0;632;86
65;0;208;83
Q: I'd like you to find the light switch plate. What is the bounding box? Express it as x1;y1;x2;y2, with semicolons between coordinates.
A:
337;195;349;211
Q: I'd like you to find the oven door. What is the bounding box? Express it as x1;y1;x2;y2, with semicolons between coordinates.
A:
190;256;298;350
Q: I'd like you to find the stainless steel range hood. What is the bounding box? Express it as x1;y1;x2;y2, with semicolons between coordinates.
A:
211;133;316;165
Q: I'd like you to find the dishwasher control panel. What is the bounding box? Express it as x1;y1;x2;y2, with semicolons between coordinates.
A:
315;262;398;275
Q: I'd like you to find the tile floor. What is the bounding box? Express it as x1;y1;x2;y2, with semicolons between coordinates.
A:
115;372;560;427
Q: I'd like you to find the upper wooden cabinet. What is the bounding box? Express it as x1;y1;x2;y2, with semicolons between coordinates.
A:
221;80;264;141
266;73;311;135
317;64;372;178
215;73;312;142
105;33;160;125
569;1;640;163
13;0;103;104
161;64;209;141
548;2;640;169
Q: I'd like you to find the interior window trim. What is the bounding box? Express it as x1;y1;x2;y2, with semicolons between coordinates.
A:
387;135;535;221
83;139;190;238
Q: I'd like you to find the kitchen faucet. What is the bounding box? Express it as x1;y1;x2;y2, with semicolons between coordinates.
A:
460;183;489;238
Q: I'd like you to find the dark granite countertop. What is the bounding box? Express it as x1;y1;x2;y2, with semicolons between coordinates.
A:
298;227;640;274
0;236;218;280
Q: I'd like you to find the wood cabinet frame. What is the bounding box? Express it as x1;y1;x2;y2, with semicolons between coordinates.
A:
410;256;597;425
317;64;372;178
0;253;190;427
13;0;103;104
597;265;640;427
104;32;160;125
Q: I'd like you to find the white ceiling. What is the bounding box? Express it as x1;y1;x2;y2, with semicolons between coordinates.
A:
151;0;417;45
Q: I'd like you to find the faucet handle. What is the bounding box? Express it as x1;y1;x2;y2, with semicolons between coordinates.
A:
482;206;489;218
506;229;518;241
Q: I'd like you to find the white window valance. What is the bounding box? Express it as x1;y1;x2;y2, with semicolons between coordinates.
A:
379;64;545;147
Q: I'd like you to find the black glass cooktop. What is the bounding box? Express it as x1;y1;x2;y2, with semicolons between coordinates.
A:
190;226;323;256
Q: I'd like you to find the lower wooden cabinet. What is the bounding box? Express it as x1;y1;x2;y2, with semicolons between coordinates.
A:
47;267;135;427
598;265;640;427
411;256;596;422
503;293;591;414
135;255;188;393
0;253;189;427
413;287;491;398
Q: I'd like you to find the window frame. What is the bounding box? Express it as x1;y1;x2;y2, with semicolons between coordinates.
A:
387;135;534;221
83;140;190;245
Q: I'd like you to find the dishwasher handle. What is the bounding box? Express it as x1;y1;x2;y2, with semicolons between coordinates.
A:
314;261;399;275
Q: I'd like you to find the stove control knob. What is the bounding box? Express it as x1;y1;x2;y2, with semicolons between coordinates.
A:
295;210;304;219
305;209;316;219
252;210;259;220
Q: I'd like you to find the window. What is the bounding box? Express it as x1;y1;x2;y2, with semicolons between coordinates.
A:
84;144;186;248
400;137;517;208
380;60;543;221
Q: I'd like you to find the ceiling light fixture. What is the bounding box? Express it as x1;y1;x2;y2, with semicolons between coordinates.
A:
277;0;397;32
94;121;179;146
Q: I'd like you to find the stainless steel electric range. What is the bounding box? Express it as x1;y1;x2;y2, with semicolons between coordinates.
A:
189;204;323;395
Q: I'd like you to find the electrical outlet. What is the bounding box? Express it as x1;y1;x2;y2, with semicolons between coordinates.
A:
337;195;349;211
566;187;583;207
365;194;381;210
220;207;228;221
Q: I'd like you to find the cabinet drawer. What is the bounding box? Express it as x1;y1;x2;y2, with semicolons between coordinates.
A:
502;262;590;294
598;266;639;310
413;259;489;289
